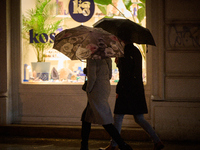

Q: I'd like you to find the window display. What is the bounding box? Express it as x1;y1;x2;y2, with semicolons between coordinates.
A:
21;0;146;84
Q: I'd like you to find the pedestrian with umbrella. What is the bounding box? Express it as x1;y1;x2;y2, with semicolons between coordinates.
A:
94;19;164;150
53;25;133;150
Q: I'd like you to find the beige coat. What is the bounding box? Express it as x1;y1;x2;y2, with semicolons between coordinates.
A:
83;58;113;125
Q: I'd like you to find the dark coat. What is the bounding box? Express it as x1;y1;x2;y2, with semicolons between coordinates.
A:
114;44;148;115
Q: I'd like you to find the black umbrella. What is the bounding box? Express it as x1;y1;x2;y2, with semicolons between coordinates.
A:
93;18;156;46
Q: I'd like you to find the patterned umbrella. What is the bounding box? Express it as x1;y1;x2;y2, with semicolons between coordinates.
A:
53;25;125;60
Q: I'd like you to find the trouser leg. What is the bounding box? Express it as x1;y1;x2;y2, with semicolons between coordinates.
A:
110;114;124;147
134;114;160;143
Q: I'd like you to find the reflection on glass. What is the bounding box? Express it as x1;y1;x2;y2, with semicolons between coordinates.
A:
21;0;146;84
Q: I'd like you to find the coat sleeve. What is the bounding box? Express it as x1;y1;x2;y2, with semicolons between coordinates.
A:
86;59;97;93
133;48;142;80
106;58;112;80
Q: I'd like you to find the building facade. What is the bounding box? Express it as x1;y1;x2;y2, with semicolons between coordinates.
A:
0;0;200;141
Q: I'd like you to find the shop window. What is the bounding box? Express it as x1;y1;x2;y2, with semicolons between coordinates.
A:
21;0;146;84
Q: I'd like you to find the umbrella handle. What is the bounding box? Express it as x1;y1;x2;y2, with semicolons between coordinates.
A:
146;45;148;53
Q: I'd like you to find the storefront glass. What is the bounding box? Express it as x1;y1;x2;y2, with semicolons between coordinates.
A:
21;0;146;84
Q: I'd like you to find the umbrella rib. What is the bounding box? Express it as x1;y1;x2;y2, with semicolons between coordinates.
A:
73;32;91;60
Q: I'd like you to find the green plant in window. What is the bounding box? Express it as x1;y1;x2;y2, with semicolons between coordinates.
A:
22;0;63;62
133;0;146;23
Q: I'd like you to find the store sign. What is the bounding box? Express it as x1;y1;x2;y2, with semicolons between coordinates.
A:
69;0;95;23
29;29;55;43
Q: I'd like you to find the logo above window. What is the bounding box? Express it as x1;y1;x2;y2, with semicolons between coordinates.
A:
69;0;95;23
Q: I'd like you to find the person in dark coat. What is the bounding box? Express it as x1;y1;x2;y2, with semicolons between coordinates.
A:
114;43;148;115
100;29;164;150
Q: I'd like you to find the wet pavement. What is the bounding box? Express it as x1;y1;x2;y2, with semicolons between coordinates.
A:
0;137;200;150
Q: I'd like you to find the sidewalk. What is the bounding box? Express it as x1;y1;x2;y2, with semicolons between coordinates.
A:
0;125;200;150
0;137;200;150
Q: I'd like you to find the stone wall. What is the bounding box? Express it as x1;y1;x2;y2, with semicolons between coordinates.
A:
149;0;200;140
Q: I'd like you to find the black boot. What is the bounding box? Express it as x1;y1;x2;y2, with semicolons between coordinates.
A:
80;142;89;150
119;143;133;150
103;124;133;150
80;111;91;150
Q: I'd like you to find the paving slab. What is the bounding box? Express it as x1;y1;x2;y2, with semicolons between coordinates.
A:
0;137;200;150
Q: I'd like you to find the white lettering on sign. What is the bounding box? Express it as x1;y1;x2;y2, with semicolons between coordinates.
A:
73;0;91;16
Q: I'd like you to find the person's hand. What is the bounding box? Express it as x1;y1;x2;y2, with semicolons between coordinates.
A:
116;94;119;99
115;57;118;64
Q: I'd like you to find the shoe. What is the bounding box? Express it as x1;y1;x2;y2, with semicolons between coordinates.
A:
99;144;119;150
80;144;88;150
80;146;88;150
154;141;164;150
119;143;133;150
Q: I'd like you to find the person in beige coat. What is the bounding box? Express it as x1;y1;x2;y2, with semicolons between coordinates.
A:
80;58;132;150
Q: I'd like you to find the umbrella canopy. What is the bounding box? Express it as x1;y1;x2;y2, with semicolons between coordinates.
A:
93;18;156;46
53;25;125;60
